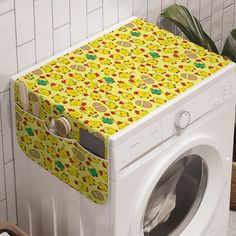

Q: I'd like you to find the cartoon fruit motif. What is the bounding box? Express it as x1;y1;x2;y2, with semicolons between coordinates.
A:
26;127;34;136
56;161;64;171
54;105;65;113
89;168;98;177
194;63;205;69
102;117;114;124
72;147;86;161
15;112;22;122
91;191;104;201
77;151;85;161
28;92;39;102
149;52;159;58
151;88;162;95
32;69;43;75
141;75;154;84
184;50;198;59
37;79;48;86
135;100;152;108
125;23;134;28
131;31;141;37
68;167;77;176
70;65;86;72
86;54;97;60
29;149;40;159
116;41;132;47
80;45;90;50
181;73;197;81
93;102;107;112
104;77;115;84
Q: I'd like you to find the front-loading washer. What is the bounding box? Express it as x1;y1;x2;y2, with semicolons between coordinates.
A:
11;16;236;236
110;99;235;236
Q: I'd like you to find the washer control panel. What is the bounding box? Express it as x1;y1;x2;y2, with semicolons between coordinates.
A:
174;110;191;129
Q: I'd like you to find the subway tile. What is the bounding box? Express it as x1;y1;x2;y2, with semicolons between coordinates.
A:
87;0;102;13
211;0;224;42
119;0;133;21
161;0;175;10
0;0;14;15
1;91;13;163
34;0;53;62
224;0;234;8
134;0;148;19
70;0;87;45
148;0;161;25
5;161;17;224
87;8;103;37
17;40;36;72
215;40;222;52
222;5;234;46
175;0;188;7
201;17;211;36
52;0;70;29
0;134;5;202
188;0;200;18
234;2;236;27
0;11;17;92
0;200;7;221
103;0;118;29
54;24;70;53
15;0;34;45
200;0;212;20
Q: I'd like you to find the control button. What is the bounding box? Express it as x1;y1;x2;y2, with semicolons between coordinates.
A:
54;117;71;137
175;110;191;129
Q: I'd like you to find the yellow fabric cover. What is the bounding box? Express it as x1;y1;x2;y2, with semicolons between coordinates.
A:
14;18;232;203
15;18;231;150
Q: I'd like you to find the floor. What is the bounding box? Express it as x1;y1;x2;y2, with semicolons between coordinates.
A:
228;211;236;236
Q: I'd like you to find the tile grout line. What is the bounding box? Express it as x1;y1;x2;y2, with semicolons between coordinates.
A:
51;0;55;54
0;96;8;221
32;0;37;64
102;0;104;31
0;9;14;17
117;0;120;23
69;0;72;47
17;38;35;48
86;0;88;38
13;0;19;73
54;21;70;31
87;6;103;15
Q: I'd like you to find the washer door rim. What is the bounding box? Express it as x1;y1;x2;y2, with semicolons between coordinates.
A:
129;135;226;236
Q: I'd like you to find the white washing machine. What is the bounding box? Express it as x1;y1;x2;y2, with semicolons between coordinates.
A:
11;17;236;236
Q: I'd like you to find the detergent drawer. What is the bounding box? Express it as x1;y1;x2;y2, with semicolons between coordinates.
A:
109;117;163;175
15;105;109;204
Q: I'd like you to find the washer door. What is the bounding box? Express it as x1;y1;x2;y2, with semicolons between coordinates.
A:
130;137;227;236
143;155;208;236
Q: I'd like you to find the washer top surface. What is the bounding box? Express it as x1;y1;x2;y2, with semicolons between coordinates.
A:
13;18;232;143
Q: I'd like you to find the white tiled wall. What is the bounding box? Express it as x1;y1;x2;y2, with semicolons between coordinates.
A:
0;0;235;225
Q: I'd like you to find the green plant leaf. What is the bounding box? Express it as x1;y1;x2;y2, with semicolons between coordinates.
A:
222;29;236;62
161;4;219;54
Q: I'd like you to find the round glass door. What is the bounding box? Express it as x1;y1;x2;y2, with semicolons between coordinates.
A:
143;155;208;236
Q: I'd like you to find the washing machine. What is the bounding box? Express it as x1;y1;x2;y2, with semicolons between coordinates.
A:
11;16;236;236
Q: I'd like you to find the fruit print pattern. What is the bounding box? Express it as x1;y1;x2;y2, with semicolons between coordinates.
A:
14;18;231;202
15;18;231;157
15;105;108;204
